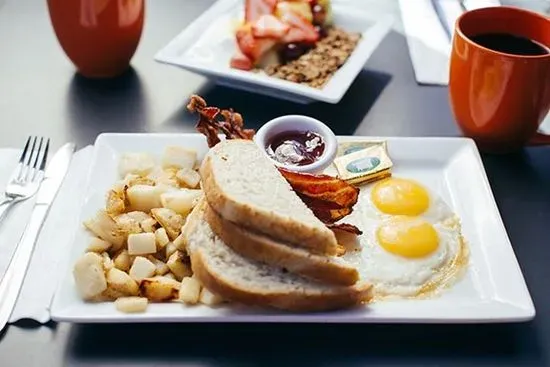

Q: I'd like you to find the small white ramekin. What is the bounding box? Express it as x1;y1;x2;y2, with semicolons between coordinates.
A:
254;115;338;174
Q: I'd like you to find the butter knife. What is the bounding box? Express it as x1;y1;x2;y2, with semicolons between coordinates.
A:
0;143;75;330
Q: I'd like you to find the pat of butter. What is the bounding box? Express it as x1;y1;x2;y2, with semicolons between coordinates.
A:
333;141;393;185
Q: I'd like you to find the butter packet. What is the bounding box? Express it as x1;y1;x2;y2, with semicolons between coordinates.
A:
333;141;393;185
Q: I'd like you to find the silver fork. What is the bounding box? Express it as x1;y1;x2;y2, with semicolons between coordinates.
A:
0;136;50;223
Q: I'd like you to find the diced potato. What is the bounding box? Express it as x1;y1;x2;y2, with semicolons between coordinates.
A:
124;174;155;187
93;287;126;301
161;146;197;170
115;213;143;237
151;208;184;240
127;185;163;212
147;255;169;275
165;242;177;259
106;268;139;296
115;297;149;313
146;166;180;188
160;189;202;217
166;251;192;281
127;233;156;255
118;152;155;177
86;237;112;253
113;249;132;272
73;252;107;300
106;188;127;216
176;168;201;189
129;256;156;282
83;210;125;252
154;227;170;249
199;287;223;306
101;252;114;271
124;211;152;223
139;277;180;302
173;232;186;251
140;218;157;233
178;277;201;305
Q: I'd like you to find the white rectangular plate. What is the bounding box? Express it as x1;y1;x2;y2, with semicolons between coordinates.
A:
51;133;535;323
154;0;393;104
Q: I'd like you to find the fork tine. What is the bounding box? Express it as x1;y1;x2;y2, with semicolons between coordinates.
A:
17;136;36;181
30;137;45;181
31;137;44;170
23;137;39;183
18;136;31;163
39;139;49;172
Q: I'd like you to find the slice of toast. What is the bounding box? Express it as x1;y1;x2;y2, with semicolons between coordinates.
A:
200;139;338;255
182;201;372;312
204;203;359;286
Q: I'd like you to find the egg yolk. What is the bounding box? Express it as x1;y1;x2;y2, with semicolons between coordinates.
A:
371;178;430;216
376;217;439;258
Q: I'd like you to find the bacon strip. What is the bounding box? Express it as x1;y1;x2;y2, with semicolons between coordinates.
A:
187;95;255;148
279;168;359;223
327;223;363;235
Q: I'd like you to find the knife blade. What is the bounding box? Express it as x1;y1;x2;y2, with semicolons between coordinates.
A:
0;143;75;330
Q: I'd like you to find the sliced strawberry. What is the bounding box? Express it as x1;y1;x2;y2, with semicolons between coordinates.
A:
252;14;290;39
280;10;319;43
230;50;254;71
245;0;277;23
236;26;276;62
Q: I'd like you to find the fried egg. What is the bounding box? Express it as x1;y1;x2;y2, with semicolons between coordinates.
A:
342;177;468;299
356;177;457;227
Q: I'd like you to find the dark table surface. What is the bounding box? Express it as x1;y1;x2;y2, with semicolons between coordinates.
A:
1;0;550;366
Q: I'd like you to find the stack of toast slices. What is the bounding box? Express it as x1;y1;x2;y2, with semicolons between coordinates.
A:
182;140;372;312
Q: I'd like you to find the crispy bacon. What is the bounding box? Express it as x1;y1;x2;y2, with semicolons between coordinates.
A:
187;95;255;148
327;223;363;235
278;168;359;210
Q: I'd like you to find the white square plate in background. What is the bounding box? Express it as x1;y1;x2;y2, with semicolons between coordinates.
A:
154;0;393;104
50;133;534;323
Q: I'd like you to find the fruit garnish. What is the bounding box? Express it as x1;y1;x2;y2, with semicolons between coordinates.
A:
252;14;290;39
245;0;278;23
236;25;277;61
230;49;254;71
275;1;313;23
279;10;319;43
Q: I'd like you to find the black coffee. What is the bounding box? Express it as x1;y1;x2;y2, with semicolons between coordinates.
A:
470;33;550;56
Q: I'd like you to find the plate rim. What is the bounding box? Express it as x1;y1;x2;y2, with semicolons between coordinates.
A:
50;133;535;324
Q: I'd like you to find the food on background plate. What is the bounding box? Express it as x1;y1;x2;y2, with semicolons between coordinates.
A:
231;0;361;88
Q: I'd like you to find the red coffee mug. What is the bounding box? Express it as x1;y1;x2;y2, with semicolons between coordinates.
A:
449;6;550;153
48;0;144;78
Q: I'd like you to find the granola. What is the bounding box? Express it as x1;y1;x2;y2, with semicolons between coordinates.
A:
264;27;361;88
